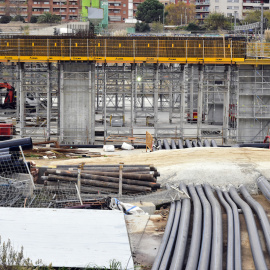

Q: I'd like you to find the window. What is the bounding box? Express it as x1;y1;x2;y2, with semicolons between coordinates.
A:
123;10;126;14
123;3;126;6
114;3;120;6
227;6;232;9
114;10;120;13
234;6;239;9
215;0;219;2
215;6;219;10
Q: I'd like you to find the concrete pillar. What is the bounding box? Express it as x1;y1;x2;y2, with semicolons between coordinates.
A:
197;65;203;139
154;64;159;138
90;62;95;144
103;64;107;142
223;65;230;144
169;64;173;123
16;63;20;120
131;64;134;136
59;62;64;143
46;63;52;141
190;65;194;120
180;65;187;139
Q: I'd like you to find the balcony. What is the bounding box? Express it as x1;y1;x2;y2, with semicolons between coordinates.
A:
196;8;209;12
196;1;210;5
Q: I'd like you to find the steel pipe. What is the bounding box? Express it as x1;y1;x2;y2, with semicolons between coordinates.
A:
0;137;32;151
169;183;191;270
216;189;234;270
204;139;210;147
192;140;197;147
185;184;202;270
239;184;270;255
197;140;203;147
204;184;223;270
196;185;212;270
229;186;268;270
257;176;270;202
151;202;176;270
223;191;242;270
159;200;181;270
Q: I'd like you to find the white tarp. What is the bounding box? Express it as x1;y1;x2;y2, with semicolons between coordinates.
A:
0;208;134;269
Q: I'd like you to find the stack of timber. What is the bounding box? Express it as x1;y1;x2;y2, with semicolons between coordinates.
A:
24;147;102;159
42;165;161;194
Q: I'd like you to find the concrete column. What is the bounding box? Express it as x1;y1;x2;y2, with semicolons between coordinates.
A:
197;65;203;139
103;64;107;142
57;63;61;138
16;63;20;120
59;62;64;143
180;65;187;139
141;64;145;110
90;62;95;144
223;65;231;144
46;63;52;141
134;64;138;121
122;64;125;116
131;64;135;136
154;64;159;138
169;64;173;123
19;62;24;137
190;65;194;120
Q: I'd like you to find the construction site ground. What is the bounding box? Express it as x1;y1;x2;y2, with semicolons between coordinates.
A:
31;147;270;269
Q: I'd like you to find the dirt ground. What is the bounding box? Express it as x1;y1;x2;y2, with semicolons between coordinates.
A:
31;147;270;269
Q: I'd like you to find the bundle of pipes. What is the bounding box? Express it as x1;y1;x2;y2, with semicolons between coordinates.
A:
155;139;217;150
152;182;270;270
0;138;33;174
41;165;161;194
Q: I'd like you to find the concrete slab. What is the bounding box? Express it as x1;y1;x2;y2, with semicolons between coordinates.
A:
0;208;134;269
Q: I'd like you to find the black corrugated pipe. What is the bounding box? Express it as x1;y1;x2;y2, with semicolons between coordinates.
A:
195;185;212;270
185;184;202;270
223;191;242;270
211;139;217;147
197;140;203;147
239;184;270;255
0;137;32;151
151;202;176;270
169;183;191;270
158;140;163;150
256;176;270;202
204;139;210;147
159;200;182;270
229;186;268;270
185;140;192;148
234;143;269;148
204;184;223;270
192;140;197;147
178;139;184;149
216;189;234;270
171;140;177;149
163;139;171;150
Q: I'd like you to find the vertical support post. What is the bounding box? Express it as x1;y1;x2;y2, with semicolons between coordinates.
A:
190;65;194;121
46;63;51;141
261;3;264;44
236;66;240;142
131;64;134;136
19;62;24;137
57;63;61;138
16;63;20;120
122;64;125;116
142;64;145;110
90;62;96;144
134;64;138;121
103;64;107;142
119;162;124;197
197;65;203;140
169;64;173;123
180;65;186;139
59;62;64;143
223;65;231;144
154;64;159;138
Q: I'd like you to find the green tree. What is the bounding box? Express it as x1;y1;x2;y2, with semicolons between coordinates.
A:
30;15;38;23
151;21;163;32
204;12;230;30
165;2;195;25
37;12;61;23
243;10;270;28
136;0;164;23
0;15;12;24
185;22;200;31
135;22;150;32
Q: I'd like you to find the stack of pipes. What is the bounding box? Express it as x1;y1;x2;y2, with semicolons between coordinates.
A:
0;137;33;174
152;180;270;270
41;165;161;194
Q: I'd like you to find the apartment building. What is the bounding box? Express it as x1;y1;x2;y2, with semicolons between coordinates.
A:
0;0;81;22
196;0;270;22
108;0;144;23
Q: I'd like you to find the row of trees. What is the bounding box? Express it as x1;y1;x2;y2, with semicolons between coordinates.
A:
135;0;269;33
0;13;61;24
